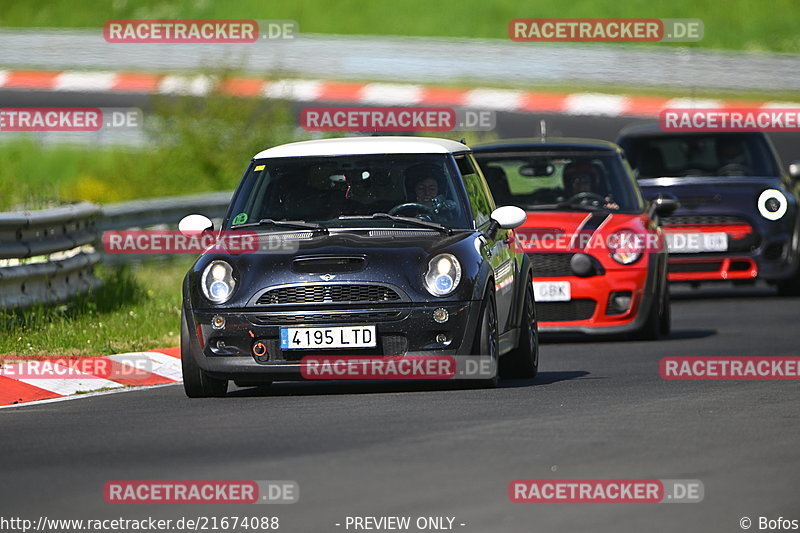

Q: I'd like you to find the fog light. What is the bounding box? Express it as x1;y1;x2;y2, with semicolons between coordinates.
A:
433;308;449;323
211;315;226;329
570;253;595;277
436;333;448;344
253;341;268;358
607;291;633;315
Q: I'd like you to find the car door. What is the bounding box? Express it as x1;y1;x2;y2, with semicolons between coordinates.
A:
455;153;516;333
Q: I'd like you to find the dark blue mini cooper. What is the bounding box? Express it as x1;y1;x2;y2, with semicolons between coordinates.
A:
618;126;800;295
179;136;538;397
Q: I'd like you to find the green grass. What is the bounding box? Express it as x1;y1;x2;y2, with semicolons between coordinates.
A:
0;87;297;211
0;257;194;357
1;0;799;52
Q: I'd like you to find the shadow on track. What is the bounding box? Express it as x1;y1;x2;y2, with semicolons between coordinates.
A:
223;370;589;397
501;370;590;387
540;328;716;344
669;282;781;301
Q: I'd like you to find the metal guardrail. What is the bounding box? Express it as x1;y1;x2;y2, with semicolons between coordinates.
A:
0;192;232;309
0;203;102;310
99;191;231;263
99;191;232;232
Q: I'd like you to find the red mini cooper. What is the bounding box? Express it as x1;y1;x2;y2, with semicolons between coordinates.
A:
473;139;675;339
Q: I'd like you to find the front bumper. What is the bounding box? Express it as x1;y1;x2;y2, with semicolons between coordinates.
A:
664;225;798;283
183;301;482;378
535;266;653;335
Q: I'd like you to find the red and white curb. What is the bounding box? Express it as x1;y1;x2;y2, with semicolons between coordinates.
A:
1;69;797;118
0;347;181;408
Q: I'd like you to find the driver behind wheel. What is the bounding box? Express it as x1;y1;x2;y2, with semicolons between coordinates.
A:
562;160;619;210
563;160;601;196
715;137;752;175
405;163;443;207
400;163;456;219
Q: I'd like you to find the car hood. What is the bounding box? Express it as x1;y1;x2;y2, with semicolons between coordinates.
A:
515;211;653;255
190;230;482;308
637;176;783;216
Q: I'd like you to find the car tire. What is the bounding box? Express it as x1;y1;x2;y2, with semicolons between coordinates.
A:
635;284;663;341
466;289;500;388
500;281;539;379
659;278;671;336
181;310;228;398
776;267;800;297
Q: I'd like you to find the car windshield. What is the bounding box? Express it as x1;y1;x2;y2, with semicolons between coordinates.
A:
474;151;641;212
226;154;471;230
621;133;781;179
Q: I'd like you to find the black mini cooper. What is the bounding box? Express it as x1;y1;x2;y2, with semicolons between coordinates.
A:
179;136;538;397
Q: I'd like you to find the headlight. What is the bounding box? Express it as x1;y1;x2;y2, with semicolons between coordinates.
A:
758;189;788;220
201;260;236;303
608;230;643;265
424;254;462;296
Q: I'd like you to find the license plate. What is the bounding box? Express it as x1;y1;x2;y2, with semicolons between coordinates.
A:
280;326;377;349
667;232;728;253
533;281;571;302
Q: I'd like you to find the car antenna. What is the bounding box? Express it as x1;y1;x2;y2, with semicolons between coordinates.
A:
459;138;467;145
540;119;547;142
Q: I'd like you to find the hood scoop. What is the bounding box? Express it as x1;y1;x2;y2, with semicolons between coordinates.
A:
291;256;366;274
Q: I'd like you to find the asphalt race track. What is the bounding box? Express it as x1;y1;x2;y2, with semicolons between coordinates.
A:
2;89;799;532
1;283;798;532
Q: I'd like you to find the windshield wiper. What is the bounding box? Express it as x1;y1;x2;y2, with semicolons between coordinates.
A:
234;218;328;233
338;213;451;233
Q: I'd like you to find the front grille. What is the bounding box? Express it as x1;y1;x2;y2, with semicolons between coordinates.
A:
730;261;752;271
250;311;403;325
529;253;574;277
662;215;747;226
537;299;596;322
256;284;402;305
669;261;722;273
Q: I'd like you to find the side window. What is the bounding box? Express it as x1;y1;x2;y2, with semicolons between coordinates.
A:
455;154;494;227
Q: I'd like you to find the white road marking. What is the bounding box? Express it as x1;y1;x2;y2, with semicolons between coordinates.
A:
359;83;422;105
107;352;183;381
0;383;181;410
54;71;117;92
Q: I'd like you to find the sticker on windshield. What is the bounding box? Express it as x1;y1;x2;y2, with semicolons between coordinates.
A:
232;213;248;225
254;164;265;171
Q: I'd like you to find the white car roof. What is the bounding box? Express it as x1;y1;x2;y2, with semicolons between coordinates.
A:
253;136;470;159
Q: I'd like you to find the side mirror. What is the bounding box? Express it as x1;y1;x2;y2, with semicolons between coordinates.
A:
789;161;800;181
649;196;679;218
486;205;526;238
178;214;214;236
